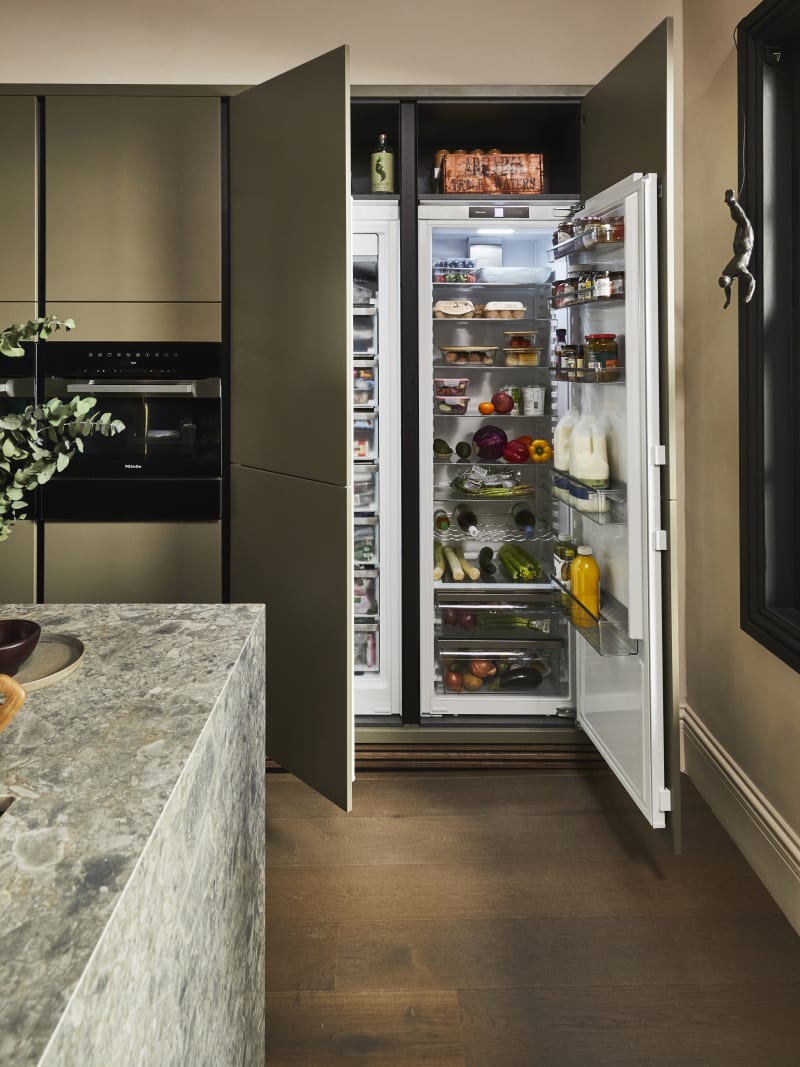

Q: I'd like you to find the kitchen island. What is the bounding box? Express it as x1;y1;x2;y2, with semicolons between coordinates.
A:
0;603;265;1066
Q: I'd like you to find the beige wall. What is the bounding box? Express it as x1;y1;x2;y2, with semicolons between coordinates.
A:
683;0;800;834
2;0;680;87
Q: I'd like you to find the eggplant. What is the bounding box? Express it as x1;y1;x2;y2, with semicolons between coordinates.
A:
492;666;543;691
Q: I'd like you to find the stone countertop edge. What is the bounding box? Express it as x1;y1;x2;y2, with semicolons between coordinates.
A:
0;602;266;1066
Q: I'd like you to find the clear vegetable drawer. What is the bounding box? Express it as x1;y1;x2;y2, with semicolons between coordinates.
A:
435;590;564;640
437;637;566;698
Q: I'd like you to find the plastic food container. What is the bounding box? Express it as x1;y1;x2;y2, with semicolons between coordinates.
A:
434;378;470;396
504;331;538;347
503;348;541;366
433;300;474;319
484;301;526;319
353;464;378;510
440;346;497;366
435;395;471;415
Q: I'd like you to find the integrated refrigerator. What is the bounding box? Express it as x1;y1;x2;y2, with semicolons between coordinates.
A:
417;175;669;827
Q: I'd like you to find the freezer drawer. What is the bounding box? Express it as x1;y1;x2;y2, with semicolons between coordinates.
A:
353;462;379;512
354;568;378;617
353;413;377;460
354;621;379;673
437;637;567;699
354;516;378;565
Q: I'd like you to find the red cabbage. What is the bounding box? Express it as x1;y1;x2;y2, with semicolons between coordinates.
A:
472;425;508;461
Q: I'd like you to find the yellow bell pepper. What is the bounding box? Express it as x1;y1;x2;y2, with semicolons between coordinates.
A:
528;439;553;463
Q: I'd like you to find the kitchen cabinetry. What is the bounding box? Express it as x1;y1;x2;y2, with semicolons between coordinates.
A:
45;96;221;338
0;97;37;313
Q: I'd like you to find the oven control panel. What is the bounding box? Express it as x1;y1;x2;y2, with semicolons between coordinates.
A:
42;341;222;379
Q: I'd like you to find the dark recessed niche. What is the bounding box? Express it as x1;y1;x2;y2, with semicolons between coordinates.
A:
417;99;581;197
350;100;401;196
350;96;582;199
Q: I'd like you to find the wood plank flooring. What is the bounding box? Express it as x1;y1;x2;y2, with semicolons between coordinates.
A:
266;769;800;1065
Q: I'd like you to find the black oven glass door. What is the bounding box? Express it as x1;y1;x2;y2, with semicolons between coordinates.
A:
44;379;222;478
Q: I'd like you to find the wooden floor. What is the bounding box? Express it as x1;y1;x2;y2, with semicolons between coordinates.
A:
266;769;800;1065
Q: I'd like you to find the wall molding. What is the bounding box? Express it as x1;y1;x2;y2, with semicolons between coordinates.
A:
680;702;800;935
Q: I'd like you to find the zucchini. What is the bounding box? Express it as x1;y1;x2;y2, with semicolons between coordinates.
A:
433;540;445;581
443;545;464;581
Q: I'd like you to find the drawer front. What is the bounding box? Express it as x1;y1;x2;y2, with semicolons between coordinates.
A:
437;637;567;698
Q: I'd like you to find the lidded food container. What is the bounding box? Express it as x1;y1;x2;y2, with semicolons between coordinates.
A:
503;348;541;366
504;330;537;347
484;301;526;319
433;299;474;319
435;395;471;415
440;346;497;365
434;378;470;396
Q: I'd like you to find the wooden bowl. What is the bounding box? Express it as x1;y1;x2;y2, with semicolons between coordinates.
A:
0;619;42;676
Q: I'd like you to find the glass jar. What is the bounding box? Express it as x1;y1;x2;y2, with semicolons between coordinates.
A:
555;274;579;308
584;333;619;381
609;270;625;298
560;343;583;378
576;269;594;303
593;270;614;300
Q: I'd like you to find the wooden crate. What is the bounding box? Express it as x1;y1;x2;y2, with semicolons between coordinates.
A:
441;152;544;195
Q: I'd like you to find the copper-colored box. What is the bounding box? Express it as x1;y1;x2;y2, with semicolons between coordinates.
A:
440;152;544;195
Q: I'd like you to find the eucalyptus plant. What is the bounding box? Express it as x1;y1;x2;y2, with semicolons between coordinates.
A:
0;316;125;541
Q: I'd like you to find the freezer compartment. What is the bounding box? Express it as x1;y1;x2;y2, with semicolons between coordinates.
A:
353;462;378;511
354;568;378;617
353;413;377;460
354;516;378;564
437;637;566;698
436;589;563;640
353;362;377;407
354;621;379;673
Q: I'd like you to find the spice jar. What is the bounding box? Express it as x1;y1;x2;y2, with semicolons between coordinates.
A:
609;271;625;298
560;344;583;379
576;269;594;303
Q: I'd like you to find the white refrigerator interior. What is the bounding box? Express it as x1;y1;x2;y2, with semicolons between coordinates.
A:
352;203;401;718
419;176;667;827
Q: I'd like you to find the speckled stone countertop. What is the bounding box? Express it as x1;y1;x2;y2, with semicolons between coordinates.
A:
0;603;265;1066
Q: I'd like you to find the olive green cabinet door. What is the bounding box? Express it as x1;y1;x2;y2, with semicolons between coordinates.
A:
45;96;221;304
0;97;37;305
230;46;353;811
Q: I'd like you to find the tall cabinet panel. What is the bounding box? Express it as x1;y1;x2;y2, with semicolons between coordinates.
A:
230;47;353;812
45;96;221;307
0;97;37;309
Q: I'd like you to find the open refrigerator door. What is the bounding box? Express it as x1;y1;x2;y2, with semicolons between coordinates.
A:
552;173;668;828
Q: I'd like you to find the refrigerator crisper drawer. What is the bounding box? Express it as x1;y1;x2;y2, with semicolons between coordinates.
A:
437;638;566;698
354;621;379;672
435;589;564;640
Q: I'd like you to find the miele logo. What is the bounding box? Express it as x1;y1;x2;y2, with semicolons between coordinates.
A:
124;464;143;470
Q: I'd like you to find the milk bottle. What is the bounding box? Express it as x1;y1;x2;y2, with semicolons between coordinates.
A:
553;408;580;502
568;415;610;513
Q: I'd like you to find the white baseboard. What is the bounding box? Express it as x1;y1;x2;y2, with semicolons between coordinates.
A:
680;703;800;935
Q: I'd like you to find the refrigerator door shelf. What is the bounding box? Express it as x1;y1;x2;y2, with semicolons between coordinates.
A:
553;581;638;657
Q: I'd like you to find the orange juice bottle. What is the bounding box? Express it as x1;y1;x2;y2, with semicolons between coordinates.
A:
570;546;600;627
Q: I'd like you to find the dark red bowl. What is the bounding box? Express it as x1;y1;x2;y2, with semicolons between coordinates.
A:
0;619;42;676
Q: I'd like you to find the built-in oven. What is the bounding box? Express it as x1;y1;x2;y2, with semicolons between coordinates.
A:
40;341;222;521
38;341;224;605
